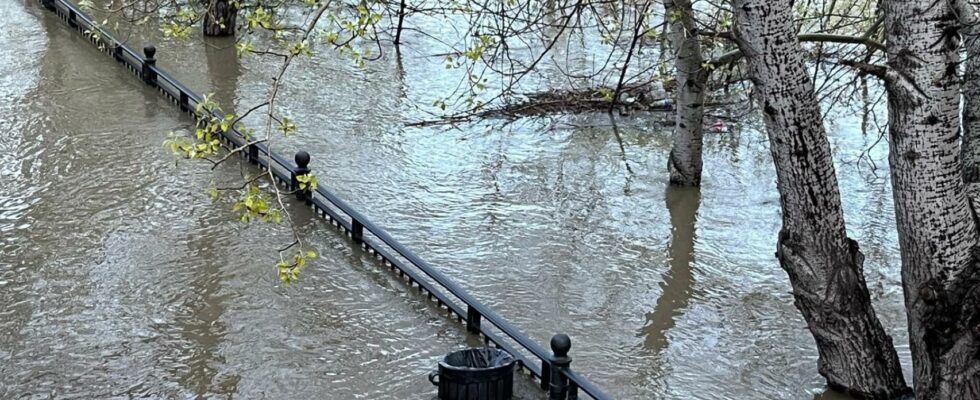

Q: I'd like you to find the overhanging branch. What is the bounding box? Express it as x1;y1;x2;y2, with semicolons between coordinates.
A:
840;60;889;80
708;33;886;67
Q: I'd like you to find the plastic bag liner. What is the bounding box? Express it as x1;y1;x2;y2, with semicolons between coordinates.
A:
444;348;515;369
429;348;516;399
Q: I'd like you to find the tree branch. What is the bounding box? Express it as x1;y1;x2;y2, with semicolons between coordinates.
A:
840;60;889;80
709;33;886;67
209;138;269;170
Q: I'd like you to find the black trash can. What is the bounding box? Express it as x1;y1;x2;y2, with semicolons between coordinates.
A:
428;348;516;400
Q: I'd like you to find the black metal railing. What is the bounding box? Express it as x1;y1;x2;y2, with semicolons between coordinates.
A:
38;1;613;398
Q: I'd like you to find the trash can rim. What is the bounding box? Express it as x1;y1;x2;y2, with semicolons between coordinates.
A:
438;348;516;371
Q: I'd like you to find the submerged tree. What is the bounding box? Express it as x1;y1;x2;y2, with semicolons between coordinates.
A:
875;0;980;396
664;0;707;186
203;0;236;37
83;0;980;395
731;0;908;396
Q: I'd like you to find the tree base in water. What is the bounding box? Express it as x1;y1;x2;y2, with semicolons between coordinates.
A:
203;0;236;37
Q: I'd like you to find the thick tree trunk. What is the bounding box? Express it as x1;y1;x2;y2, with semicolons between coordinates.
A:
203;0;236;37
665;0;707;186
732;1;910;397
883;0;980;397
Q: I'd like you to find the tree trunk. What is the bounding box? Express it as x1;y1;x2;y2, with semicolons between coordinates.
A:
665;0;707;186
732;0;910;397
955;0;980;198
394;0;407;46
883;0;980;397
203;0;236;37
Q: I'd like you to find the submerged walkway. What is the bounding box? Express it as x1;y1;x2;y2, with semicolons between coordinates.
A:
1;3;486;398
35;0;610;398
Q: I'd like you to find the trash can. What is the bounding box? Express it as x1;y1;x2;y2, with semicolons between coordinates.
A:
428;348;516;400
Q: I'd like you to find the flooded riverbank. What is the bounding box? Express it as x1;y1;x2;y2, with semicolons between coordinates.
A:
0;1;911;398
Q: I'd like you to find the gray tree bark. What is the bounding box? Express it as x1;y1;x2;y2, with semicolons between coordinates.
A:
733;0;909;397
203;0;236;37
955;0;980;198
883;0;980;397
666;0;707;186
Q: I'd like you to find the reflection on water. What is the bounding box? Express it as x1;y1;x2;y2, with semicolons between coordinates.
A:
172;213;237;397
0;1;915;399
205;36;240;112
641;185;699;353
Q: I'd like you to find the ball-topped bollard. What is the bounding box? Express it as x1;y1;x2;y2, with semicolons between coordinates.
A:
292;151;313;204
143;45;157;61
294;151;311;175
551;334;571;359
141;44;158;85
548;333;573;400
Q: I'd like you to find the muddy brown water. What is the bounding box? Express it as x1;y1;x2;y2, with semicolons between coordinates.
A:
1;1;911;398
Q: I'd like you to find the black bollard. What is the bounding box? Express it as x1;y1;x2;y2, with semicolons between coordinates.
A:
466;305;482;333
142;45;157;85
351;219;364;244
68;9;79;28
247;143;260;165
112;44;123;62
548;334;573;400
292;151;312;203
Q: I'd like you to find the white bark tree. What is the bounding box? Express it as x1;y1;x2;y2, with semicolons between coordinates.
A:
666;0;708;186
955;0;980;198
880;0;980;397
732;0;909;397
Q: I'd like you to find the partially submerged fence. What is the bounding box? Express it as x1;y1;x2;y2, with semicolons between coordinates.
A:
37;0;613;398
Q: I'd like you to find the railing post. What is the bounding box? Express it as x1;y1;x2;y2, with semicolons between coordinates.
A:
292;151;312;204
141;45;157;86
548;334;572;400
351;219;364;243
466;305;482;333
247;143;259;165
541;360;552;391
179;92;189;112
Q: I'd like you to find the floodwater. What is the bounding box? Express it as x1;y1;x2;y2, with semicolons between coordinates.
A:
0;1;912;399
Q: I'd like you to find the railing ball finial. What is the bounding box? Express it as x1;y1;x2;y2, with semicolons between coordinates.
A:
295;151;311;173
141;44;158;85
551;333;571;358
292;150;313;203
143;45;156;61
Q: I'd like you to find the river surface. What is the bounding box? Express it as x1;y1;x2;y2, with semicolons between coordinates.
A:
0;1;911;399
